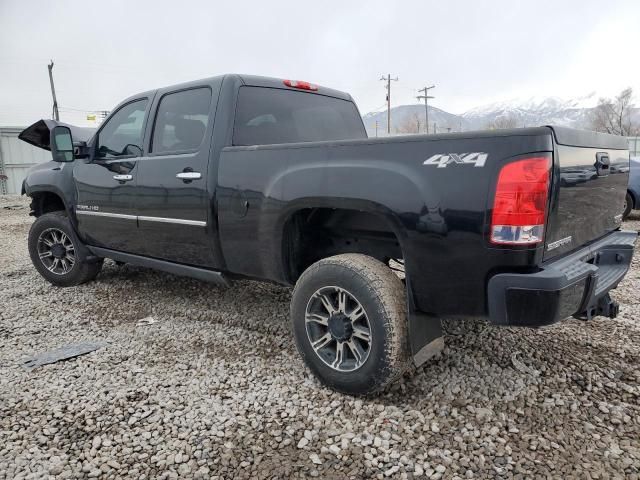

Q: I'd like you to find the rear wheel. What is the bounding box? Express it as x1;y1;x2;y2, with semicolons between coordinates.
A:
291;254;410;395
28;211;103;287
623;192;633;220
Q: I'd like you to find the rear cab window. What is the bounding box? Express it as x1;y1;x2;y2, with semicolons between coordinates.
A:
233;87;366;146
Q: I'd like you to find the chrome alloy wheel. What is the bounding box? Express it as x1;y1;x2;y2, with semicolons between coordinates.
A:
37;228;76;275
305;286;372;372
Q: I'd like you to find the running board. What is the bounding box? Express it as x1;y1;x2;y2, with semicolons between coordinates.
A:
87;246;230;287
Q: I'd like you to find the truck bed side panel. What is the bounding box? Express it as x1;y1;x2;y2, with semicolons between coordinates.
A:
217;130;553;316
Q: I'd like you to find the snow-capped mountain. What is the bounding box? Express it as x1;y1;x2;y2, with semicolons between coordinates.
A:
461;93;599;130
361;93;610;136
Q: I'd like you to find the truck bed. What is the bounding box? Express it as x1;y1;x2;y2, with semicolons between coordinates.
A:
218;126;629;317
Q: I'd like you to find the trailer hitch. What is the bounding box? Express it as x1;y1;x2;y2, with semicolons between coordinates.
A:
580;294;619;321
597;294;620;319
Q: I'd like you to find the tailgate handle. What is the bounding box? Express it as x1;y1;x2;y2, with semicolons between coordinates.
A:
595;152;610;177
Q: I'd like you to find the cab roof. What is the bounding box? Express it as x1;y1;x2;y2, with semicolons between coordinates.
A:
116;74;354;107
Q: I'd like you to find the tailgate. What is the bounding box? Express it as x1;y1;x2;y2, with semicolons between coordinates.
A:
544;126;629;260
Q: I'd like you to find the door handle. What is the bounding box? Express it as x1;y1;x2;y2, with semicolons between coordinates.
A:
113;174;133;182
176;172;202;181
595;152;610;177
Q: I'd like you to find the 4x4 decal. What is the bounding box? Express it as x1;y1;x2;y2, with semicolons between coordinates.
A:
423;152;488;168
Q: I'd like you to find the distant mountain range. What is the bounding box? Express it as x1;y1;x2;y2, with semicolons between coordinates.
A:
362;93;639;136
363;104;464;135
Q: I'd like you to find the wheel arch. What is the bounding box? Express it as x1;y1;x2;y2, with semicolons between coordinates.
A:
278;198;409;284
27;187;70;217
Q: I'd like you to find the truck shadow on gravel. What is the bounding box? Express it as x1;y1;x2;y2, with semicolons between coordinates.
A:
86;262;296;362
84;261;640;407
92;263;292;329
384;315;640;409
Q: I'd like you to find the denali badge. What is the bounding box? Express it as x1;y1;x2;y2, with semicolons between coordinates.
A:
77;205;99;211
423;152;488;168
547;236;572;251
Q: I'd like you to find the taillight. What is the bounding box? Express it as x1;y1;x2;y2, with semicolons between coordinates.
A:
283;79;318;91
490;155;551;245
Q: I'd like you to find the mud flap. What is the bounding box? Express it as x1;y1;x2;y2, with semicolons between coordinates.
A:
407;283;444;367
409;310;444;367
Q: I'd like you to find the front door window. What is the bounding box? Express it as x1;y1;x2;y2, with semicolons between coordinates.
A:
96;99;148;159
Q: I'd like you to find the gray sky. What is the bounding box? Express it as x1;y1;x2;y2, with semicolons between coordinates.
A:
1;0;639;126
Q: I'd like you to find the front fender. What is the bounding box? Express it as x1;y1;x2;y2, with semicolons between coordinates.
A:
23;161;77;218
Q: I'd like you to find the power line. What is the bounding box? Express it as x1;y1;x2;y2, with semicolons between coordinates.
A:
370;102;389;113
417;85;435;134
380;74;398;134
59;107;98;113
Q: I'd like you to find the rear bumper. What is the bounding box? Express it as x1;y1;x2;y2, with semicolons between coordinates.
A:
488;230;637;327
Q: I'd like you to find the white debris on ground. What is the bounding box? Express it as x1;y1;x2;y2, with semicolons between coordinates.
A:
1;194;639;479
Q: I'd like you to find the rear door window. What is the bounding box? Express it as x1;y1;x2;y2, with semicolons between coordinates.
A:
233;87;366;146
151;87;212;154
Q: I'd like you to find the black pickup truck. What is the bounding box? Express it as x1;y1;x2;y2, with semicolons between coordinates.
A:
19;74;636;395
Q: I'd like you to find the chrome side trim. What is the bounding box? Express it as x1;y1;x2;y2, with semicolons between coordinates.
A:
76;210;206;227
138;216;206;227
76;210;137;220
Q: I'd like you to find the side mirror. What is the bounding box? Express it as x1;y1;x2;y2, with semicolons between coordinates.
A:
74;141;90;159
123;144;143;157
51;126;74;162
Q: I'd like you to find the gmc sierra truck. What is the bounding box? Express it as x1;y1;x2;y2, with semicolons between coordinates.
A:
19;74;637;395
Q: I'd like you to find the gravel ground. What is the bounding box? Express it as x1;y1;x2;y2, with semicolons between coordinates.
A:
1;194;639;480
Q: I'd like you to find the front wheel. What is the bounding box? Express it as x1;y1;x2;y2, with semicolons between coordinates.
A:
291;254;410;395
28;211;103;287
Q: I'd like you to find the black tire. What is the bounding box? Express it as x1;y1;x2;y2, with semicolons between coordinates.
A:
28;211;103;287
623;192;633;220
291;254;410;395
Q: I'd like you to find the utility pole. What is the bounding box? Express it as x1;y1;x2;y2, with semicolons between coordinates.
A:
380;74;398;134
374;120;379;138
47;60;59;121
416;85;435;134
